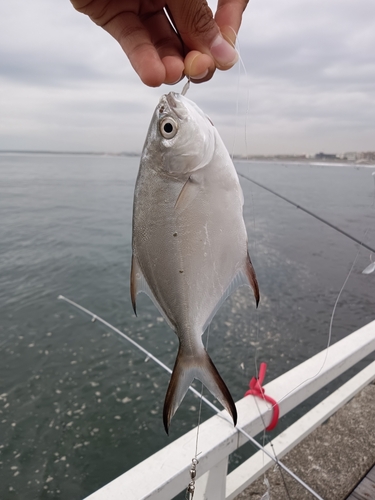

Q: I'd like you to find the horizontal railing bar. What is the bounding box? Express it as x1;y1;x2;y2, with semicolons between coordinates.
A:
84;320;375;500
226;359;375;499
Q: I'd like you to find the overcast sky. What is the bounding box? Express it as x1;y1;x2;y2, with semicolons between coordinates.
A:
0;0;374;155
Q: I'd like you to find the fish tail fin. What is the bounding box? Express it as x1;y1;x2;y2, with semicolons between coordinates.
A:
163;343;237;434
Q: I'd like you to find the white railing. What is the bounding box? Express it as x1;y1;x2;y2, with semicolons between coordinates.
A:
85;320;375;500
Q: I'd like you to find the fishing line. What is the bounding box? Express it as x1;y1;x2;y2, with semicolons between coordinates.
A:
227;31;261;387
226;28;251;162
57;295;324;500
230;37;373;497
228;33;246;159
237;172;375;254
238;167;373;432
253;397;292;500
225;35;284;500
231;34;292;499
227;34;260;384
194;383;204;460
230;35;290;498
238;167;374;406
187;324;212;499
195;323;211;457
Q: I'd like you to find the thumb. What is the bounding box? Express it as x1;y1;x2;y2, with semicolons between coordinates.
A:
167;0;238;70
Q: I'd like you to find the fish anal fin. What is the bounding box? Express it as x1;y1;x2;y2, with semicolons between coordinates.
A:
130;254;176;330
245;252;260;307
163;343;237;434
174;174;200;211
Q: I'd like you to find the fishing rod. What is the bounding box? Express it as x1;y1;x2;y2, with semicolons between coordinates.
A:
58;295;324;500
237;171;375;254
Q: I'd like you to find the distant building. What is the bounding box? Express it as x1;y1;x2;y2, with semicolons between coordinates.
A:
359;151;375;162
343;152;359;161
341;152;375;163
315;152;338;160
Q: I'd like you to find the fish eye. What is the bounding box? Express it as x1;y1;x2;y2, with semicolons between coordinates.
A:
160;117;178;139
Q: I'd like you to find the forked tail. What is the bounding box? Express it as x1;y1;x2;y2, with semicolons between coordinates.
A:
163;343;237;433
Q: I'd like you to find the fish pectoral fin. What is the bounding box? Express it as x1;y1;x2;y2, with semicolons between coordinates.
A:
163;343;237;434
245;251;260;307
174;174;200;211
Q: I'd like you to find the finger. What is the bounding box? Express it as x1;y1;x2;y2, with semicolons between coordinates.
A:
167;0;238;71
142;11;185;84
73;2;184;86
72;2;169;87
161;56;185;85
184;50;215;83
215;0;249;36
103;11;170;87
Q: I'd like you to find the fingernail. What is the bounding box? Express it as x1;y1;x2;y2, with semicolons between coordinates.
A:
192;69;209;80
167;76;183;86
210;34;238;67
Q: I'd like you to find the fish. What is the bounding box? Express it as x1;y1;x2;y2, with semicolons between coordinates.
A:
131;92;259;433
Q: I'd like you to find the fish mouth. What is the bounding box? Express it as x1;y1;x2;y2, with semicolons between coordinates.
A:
165;92;178;108
165;93;186;120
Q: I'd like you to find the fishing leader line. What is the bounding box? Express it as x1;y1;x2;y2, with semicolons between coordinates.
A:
229;36;291;499
57;295;324;500
179;76;203;500
229;35;293;499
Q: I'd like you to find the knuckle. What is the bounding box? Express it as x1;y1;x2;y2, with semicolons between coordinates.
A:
118;24;148;49
71;0;97;15
153;35;176;52
72;0;111;25
185;2;216;39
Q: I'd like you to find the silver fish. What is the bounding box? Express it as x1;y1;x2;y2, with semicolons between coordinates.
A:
131;92;259;433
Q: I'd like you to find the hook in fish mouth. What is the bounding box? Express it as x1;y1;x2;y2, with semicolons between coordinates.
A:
158;93;189;121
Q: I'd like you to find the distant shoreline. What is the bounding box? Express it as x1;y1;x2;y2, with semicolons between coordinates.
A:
0;150;140;157
1;150;374;167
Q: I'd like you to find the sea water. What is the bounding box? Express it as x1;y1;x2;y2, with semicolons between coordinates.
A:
0;153;374;499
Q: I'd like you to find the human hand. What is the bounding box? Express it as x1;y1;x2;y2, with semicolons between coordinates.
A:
71;0;248;87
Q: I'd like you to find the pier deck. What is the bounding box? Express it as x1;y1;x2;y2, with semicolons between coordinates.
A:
235;381;375;500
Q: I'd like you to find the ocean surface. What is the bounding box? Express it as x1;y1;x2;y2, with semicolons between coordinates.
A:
0;153;374;500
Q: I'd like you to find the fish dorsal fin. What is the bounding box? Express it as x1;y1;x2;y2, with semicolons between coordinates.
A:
201;253;260;334
174;174;200;211
130;254;175;330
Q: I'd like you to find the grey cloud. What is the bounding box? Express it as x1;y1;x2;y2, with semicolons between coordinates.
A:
238;0;375;91
1;0;375;154
0;50;104;86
